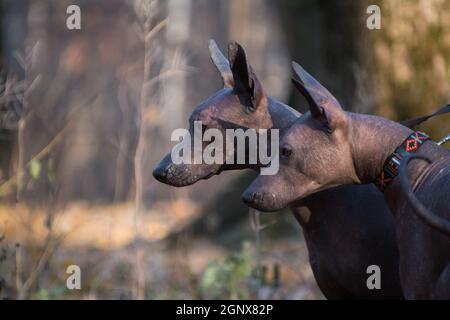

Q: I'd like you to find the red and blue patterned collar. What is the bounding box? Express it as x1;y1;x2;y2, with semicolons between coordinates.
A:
375;131;430;192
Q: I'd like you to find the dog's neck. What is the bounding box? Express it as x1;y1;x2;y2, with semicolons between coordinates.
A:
348;113;413;184
344;112;449;215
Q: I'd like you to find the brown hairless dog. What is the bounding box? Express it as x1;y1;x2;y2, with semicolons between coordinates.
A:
242;61;450;299
154;41;438;299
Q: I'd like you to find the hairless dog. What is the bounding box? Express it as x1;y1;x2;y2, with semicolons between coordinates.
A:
242;61;450;299
153;41;442;299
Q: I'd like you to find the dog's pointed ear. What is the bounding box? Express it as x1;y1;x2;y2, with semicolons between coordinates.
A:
209;40;234;88
228;40;266;111
292;61;346;133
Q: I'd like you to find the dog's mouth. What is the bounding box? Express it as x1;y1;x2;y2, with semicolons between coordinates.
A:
172;170;219;187
202;171;218;179
242;190;284;212
155;163;222;187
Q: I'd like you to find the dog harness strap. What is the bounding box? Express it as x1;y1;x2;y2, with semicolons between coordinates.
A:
375;131;430;192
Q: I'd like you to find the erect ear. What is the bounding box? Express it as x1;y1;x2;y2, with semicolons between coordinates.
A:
209;40;234;88
228;40;266;111
291;61;346;133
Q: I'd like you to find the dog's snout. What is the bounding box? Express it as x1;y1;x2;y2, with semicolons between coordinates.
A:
242;190;259;206
242;189;279;212
152;165;168;183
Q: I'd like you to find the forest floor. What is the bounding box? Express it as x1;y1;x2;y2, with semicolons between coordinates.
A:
0;201;323;299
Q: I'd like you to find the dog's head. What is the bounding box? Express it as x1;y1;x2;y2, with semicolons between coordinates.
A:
153;40;273;186
242;62;359;211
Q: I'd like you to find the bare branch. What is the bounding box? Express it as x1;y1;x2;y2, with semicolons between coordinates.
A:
144;18;168;43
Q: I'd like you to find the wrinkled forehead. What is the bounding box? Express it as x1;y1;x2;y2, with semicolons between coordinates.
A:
189;88;242;124
282;113;317;145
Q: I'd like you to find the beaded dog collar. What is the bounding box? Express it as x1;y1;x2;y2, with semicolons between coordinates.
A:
375;131;430;192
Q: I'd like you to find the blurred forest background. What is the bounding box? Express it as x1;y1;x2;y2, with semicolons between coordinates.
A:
0;0;449;299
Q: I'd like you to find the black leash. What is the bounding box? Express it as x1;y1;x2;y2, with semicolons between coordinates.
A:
400;103;450;129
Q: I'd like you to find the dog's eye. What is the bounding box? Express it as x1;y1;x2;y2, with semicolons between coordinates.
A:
281;146;292;158
247;99;256;113
243;95;256;114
